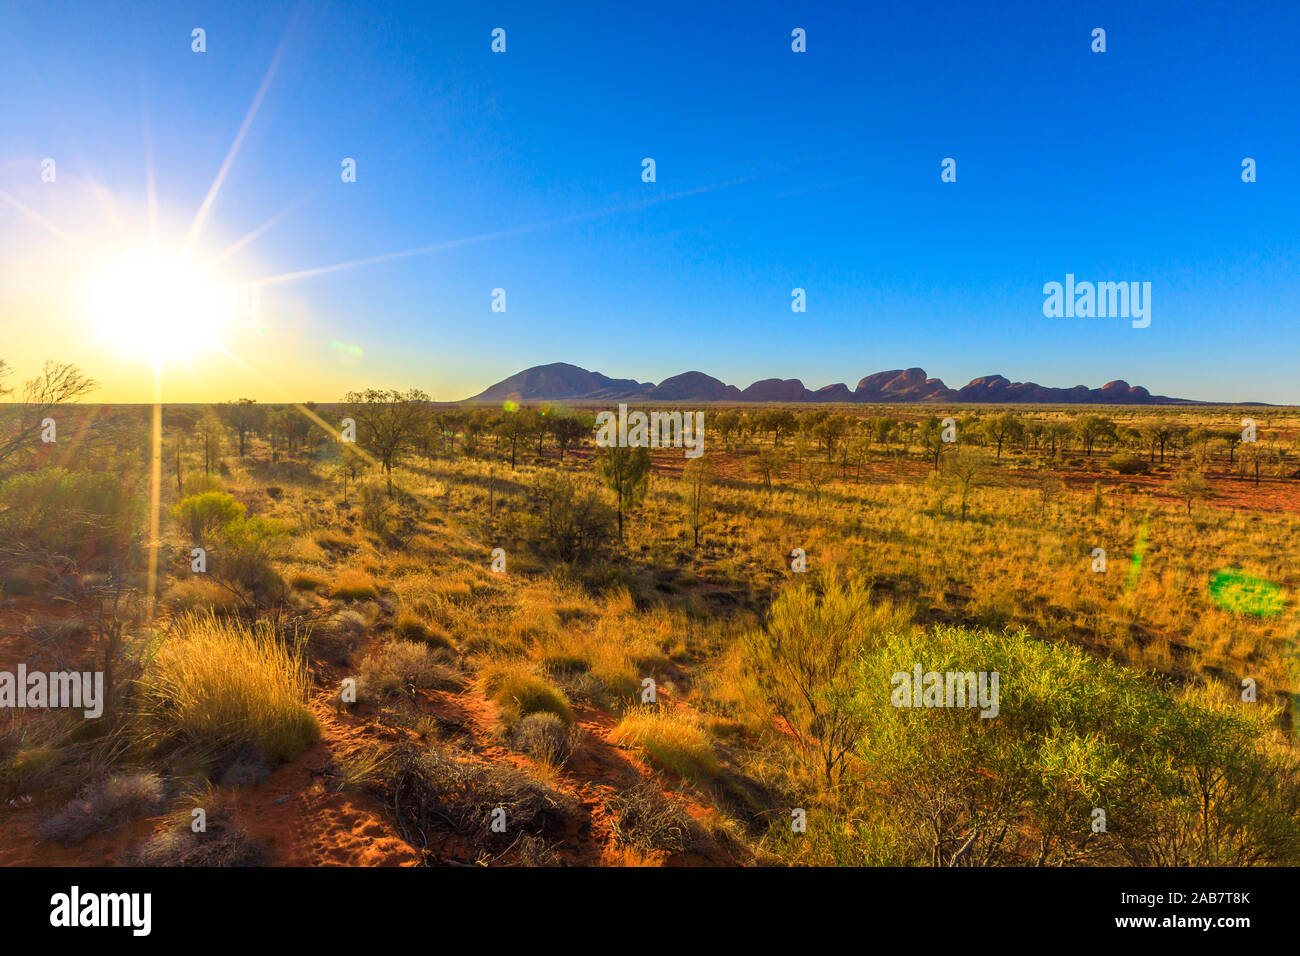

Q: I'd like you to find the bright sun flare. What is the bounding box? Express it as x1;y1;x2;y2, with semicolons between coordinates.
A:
80;249;237;363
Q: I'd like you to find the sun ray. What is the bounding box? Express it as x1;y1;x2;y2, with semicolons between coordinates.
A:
249;175;760;287
181;42;286;255
144;360;163;630
0;187;82;246
210;188;317;266
140;95;160;251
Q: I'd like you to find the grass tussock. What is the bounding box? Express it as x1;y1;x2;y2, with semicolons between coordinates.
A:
331;568;379;601
511;711;577;767
136;612;320;764
610;707;720;782
382;745;580;849
126;794;264;866
394;613;452;648
480;662;574;728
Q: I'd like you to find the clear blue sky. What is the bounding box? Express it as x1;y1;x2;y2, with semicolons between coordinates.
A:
2;0;1298;403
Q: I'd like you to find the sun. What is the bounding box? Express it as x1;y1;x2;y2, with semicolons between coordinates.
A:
79;248;238;363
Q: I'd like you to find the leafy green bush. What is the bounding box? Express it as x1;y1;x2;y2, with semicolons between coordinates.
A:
212;515;287;605
1107;453;1150;475
834;624;1300;866
172;491;244;545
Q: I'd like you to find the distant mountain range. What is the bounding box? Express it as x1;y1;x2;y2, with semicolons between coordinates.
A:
464;363;1207;405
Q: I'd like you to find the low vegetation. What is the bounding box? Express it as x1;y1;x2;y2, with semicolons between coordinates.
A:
3;363;1299;866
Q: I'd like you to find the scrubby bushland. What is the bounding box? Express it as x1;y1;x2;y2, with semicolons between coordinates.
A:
0;468;143;582
775;622;1300;866
135;612;320;764
0;360;96;475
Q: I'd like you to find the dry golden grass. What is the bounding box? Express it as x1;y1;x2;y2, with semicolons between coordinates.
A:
479;661;574;728
330;568;380;601
611;707;720;783
135;612;320;763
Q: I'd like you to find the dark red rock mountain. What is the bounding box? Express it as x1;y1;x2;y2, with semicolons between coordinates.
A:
464;363;1195;404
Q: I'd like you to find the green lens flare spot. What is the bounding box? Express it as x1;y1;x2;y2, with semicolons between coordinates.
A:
1124;520;1149;591
1209;569;1285;617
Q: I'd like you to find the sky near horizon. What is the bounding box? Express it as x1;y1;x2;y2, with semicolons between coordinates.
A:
1;0;1298;405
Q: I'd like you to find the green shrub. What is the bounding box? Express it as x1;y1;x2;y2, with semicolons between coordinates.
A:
212;515;288;605
842;624;1300;866
172;491;244;544
1108;453;1150;475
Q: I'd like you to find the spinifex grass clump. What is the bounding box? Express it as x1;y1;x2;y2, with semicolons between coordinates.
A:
136;612;319;764
480;662;574;728
611;707;719;783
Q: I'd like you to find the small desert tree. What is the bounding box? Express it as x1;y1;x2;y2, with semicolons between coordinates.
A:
552;414;588;463
196;411;224;475
681;455;714;549
741;576;897;788
1076;414;1117;457
495;407;533;469
219;398;264;458
1170;467;1209;514
595;444;651;541
343;388;429;494
983;412;1023;460
746;448;783;491
917;417;948;473
946;449;984;521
